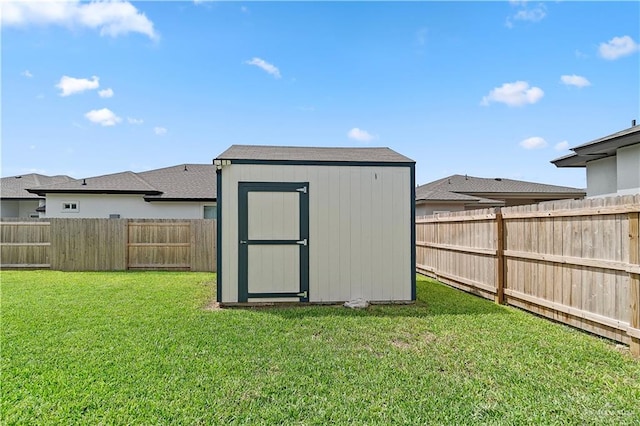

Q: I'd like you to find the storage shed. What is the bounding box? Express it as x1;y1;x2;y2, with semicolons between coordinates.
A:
214;145;416;304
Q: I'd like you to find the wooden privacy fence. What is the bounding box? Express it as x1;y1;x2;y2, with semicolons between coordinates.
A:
416;194;640;355
1;218;216;272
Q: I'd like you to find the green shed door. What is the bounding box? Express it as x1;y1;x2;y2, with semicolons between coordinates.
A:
238;182;309;302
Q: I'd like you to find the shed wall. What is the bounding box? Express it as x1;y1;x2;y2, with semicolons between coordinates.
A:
220;164;412;303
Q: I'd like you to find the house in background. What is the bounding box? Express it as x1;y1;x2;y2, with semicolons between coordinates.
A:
1;173;73;218
552;123;640;197
27;164;216;219
415;174;585;217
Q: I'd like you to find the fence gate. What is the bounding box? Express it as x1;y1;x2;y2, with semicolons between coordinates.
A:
127;221;191;270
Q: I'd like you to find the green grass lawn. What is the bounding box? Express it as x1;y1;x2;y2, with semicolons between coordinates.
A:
2;271;639;424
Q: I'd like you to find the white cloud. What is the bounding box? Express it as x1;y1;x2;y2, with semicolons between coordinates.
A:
519;136;547;150
127;117;144;125
599;35;639;60
481;81;544;107
513;5;546;22
347;128;375;142
245;57;281;79
21;70;33;78
560;74;591;88
98;88;114;98
85;108;122;126
154;126;167;135
506;3;546;28
56;75;99;96
1;0;158;40
554;141;569;151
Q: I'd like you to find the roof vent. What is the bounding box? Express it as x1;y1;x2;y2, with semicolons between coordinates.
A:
15;176;22;179
495;178;502;181
633;119;637;127
82;179;87;186
465;174;468;180
184;165;188;171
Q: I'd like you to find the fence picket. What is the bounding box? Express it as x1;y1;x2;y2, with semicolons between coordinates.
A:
416;194;640;353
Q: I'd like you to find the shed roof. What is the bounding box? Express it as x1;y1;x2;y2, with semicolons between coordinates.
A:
216;145;414;164
1;173;74;199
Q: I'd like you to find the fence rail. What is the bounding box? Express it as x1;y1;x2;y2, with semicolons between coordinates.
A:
0;218;216;272
416;194;640;356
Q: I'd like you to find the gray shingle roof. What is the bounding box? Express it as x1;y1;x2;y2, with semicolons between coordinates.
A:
419;175;585;194
139;164;216;200
416;174;585;202
1;174;74;199
415;187;504;205
216;145;414;163
26;164;216;201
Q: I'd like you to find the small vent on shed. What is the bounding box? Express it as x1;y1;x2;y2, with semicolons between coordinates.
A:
109;214;121;219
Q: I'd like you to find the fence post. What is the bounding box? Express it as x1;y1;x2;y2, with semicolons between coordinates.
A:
495;209;505;305
628;212;639;357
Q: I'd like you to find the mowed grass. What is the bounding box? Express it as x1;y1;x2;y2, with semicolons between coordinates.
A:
2;271;639;424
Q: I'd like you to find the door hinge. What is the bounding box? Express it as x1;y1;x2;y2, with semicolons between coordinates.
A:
297;291;307;298
296;186;307;194
296;239;307;246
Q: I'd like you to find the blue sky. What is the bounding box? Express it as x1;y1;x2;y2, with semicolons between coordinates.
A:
2;1;639;189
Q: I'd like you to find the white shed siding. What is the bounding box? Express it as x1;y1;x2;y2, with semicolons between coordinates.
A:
43;193;215;219
220;164;412;303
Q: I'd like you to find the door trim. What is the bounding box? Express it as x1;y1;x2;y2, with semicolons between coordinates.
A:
238;182;309;302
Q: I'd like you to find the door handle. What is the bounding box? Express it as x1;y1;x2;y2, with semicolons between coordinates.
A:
240;240;247;244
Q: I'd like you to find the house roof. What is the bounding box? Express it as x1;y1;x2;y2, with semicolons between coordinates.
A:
139;164;217;200
27;164;216;201
552;124;640;168
215;145;414;164
1;173;74;199
416;174;585;203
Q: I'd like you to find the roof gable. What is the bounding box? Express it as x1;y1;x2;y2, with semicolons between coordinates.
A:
216;145;414;163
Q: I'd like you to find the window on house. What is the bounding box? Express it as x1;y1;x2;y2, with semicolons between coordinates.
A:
203;205;216;219
62;202;79;212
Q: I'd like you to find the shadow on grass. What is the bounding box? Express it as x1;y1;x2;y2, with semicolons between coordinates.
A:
219;276;508;319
